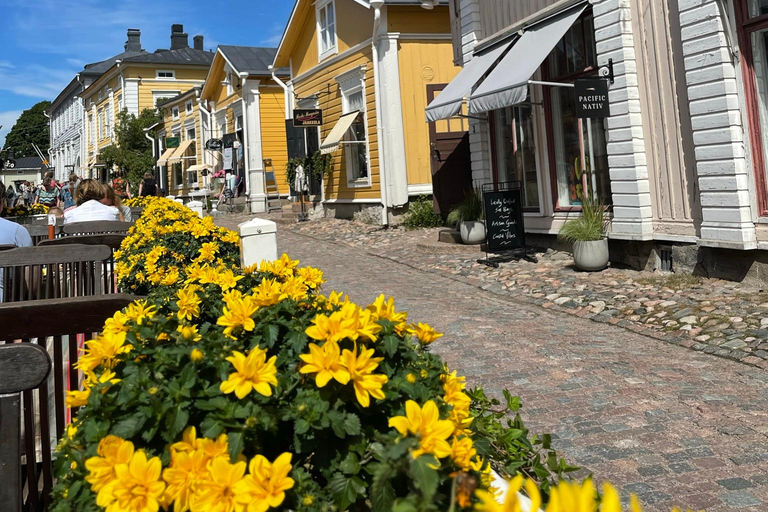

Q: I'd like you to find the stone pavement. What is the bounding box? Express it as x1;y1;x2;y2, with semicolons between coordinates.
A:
215;214;768;512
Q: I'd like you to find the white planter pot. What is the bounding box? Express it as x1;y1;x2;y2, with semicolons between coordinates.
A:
459;221;486;245
572;238;609;271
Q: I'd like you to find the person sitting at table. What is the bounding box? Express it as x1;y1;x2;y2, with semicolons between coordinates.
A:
102;185;132;222
0;181;33;302
63;179;121;225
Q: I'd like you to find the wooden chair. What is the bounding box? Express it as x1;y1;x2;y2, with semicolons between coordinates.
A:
0;343;51;512
61;221;133;236
0;244;116;303
0;294;140;511
129;207;144;219
26;225;61;246
38;234;127;251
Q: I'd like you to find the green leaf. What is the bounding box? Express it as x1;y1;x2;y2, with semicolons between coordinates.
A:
295;419;310;435
287;331;308;353
381;335;400;357
371;463;396;512
343;413;361;436
503;390;521;411
339;452;361;475
167;405;189;440
329;473;366;510
195;397;228;411
111;412;147;438
228;432;245;461
409;455;438;501
262;324;279;347
201;417;223;439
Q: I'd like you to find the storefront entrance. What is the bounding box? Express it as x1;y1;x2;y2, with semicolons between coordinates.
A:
427;84;472;215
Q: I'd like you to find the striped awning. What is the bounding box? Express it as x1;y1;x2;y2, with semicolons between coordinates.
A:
187;164;209;172
156;147;177;167
319;112;359;155
168;139;196;163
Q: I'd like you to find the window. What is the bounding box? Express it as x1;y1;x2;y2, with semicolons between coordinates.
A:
98;109;104;139
317;0;337;59
106;108;112;135
89;114;94;145
736;0;768;215
235;114;243;131
186;127;196;140
494;105;540;209
543;11;610;207
185;100;193;113
157;70;175;79
342;89;368;181
172;106;180;120
98;88;103;101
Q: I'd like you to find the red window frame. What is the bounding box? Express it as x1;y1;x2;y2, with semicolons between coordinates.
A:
734;0;768;216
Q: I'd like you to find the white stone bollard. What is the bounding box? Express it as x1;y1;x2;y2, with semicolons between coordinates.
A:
187;200;204;218
239;217;278;268
174;198;184;205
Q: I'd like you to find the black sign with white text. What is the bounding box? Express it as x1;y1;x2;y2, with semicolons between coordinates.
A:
483;188;525;252
293;109;323;127
574;79;610;119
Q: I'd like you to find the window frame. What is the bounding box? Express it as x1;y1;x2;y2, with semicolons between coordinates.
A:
735;0;768;216
185;100;193;114
172;106;180;120
316;0;338;61
341;86;371;187
156;70;176;79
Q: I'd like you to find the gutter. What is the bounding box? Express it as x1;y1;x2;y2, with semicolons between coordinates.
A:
143;122;160;191
197;97;213;186
269;66;292;120
240;73;252;203
371;1;389;226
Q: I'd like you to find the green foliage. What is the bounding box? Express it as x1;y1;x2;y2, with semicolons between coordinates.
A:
311;150;333;180
102;108;160;192
446;189;484;227
403;196;443;229
4;101;51;157
558;158;608;243
285;151;331;188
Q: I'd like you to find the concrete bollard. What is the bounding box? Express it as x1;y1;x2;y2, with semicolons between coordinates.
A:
187;200;204;218
174;198;184;205
239;217;278;268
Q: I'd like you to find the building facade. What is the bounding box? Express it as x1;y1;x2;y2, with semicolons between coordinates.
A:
273;0;461;223
439;0;768;279
47;29;147;182
78;24;213;184
156;88;205;196
199;46;290;212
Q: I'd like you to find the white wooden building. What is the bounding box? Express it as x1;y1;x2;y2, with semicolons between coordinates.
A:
435;0;768;279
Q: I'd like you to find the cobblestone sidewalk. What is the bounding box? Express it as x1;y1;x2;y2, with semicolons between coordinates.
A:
277;218;768;370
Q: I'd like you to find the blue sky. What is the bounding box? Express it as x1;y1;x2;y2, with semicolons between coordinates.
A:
0;0;295;146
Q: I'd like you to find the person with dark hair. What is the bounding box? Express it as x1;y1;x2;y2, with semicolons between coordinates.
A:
0;181;33;302
138;172;157;197
103;185;132;222
35;175;61;208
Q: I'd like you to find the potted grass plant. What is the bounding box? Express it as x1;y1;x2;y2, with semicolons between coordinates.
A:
446;188;485;244
558;189;609;271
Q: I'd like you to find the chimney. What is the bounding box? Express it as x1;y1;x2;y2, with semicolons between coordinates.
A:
193;35;204;51
170;24;189;50
125;29;142;52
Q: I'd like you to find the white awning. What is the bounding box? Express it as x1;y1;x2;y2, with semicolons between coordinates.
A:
319;112;360;155
168;139;196;163
187;164;209;172
156;147;176;167
424;40;513;122
469;5;587;114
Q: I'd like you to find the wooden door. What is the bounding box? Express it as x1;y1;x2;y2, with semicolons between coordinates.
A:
427;84;472;215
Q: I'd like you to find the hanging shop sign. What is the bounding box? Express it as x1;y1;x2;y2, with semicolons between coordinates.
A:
293;109;323;127
222;133;238;149
205;138;223;151
165;136;180;149
482;185;525;253
574;79;610;119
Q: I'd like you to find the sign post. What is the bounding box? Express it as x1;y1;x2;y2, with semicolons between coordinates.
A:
574;78;611;200
477;182;537;268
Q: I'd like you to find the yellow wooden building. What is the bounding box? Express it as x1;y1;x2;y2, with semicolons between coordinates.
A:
79;24;213;186
199;46;290;213
272;0;460;223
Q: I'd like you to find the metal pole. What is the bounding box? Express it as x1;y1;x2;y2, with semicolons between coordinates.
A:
587;117;597;201
577;118;587;203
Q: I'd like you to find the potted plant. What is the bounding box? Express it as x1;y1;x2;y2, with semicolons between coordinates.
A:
558;190;609;271
446;188;485;244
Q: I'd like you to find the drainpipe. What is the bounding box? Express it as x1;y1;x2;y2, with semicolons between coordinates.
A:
269;67;292;120
240;73;252;202
370;0;389;226
198;97;213;188
144;123;159;191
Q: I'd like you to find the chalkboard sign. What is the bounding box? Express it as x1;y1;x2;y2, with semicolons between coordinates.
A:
483;185;525;252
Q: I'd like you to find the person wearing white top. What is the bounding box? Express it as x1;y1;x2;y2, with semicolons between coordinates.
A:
63;199;121;224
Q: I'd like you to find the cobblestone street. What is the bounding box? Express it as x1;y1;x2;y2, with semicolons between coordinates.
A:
220;216;768;512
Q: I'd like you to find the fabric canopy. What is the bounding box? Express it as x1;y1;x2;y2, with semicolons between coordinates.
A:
156;147;177;167
168;139;196;163
424;40;513;122
319;112;360;155
186;164;209;172
469;5;587;114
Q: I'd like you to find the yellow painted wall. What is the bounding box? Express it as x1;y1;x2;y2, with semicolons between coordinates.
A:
158;93;204;193
259;87;289;195
388;6;450;34
294;48;379;200
123;66;209;81
398;40;462;187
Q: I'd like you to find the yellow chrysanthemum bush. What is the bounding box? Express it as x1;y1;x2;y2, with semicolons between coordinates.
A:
115;197;241;294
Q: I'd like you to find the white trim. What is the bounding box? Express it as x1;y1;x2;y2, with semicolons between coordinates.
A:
316;0;339;62
323;198;382;204
172;106;180;120
244;79;267;213
397;33;453;40
339;71;372;188
291;38;373;85
139;78;204;85
156;70;176;79
124;79;140;116
335;66;367;90
185;100;193;114
408;183;433;195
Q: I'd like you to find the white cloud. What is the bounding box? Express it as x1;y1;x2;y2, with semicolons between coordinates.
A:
0;64;75;99
260;24;285;47
0;110;24;148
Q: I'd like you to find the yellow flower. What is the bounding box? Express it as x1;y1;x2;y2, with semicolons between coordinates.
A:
66;388;91;407
178;324;202;342
299;341;350;387
96;450;166;512
233;452;295;512
302;494;315;506
443;371;473;434
220;348;278;399
191;457;246;512
162;450;210;512
216;268;245;291
252;278;283;307
190;222;210;238
367;294;408;334
196;434;230;460
297;266;325;289
389;400;454;459
171;427;199;455
259;253;299;278
198;241;219;262
149;387;159;395
191;348;204;362
217;295;259;337
405;373;417;383
102;311;130;337
280;276;309;301
450;436;482;472
125;300;158;326
85;436;135;492
161;266;180;286
340;345;388;407
177;286;202;321
76;330;131;373
67;421;78;440
408;322;443;344
305;311;357;344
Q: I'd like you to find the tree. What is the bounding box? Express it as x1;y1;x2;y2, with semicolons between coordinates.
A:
101;108;160;192
4;101;51;158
